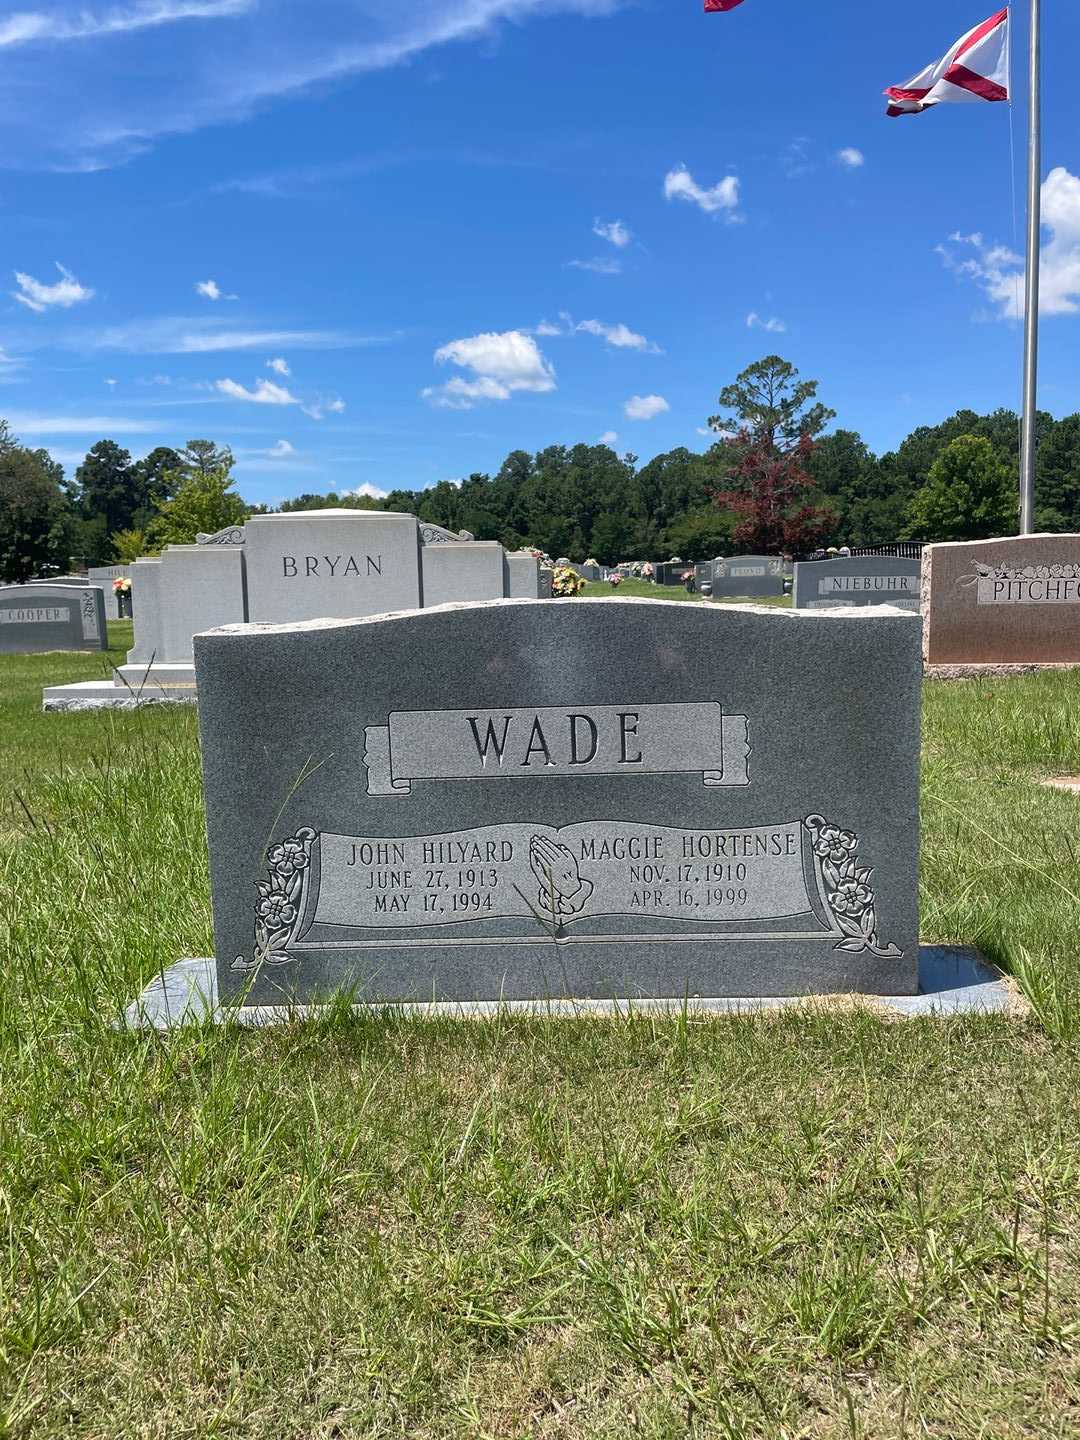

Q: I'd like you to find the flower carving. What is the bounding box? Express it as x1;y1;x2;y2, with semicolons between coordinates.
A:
829;877;874;919
257;893;297;929
233;826;317;972
267;839;311;877
964;559;1080;586
811;824;856;865
804;815;901;961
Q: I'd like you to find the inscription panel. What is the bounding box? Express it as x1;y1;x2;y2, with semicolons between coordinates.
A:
233;816;913;973
973;565;1080;605
364;703;750;795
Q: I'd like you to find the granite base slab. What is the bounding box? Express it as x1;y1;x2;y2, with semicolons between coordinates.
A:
925;662;1080;681
42;680;197;712
115;662;197;688
124;947;1018;1030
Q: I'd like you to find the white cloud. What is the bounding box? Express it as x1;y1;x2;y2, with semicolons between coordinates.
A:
301;394;346;420
215;377;298;404
534;319;564;336
424;329;556;409
598;430;618;445
349;481;388;500
423;376;512;410
937;170;1080;319
746;312;786;334
0;2;253;49
266;356;290;375
782;139;814;180
576;318;661;352
837;147;865;169
566;257;623;275
12;263;94;312
195;278;237;300
268;438;295;457
663;165;740;219
593;218;631;249
624;394;669;421
11;1;624;170
104;377;117;387
68;318;389;354
4;413;161;434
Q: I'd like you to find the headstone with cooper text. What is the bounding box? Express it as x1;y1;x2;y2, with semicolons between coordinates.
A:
195;597;921;1008
0;584;107;654
923;534;1080;666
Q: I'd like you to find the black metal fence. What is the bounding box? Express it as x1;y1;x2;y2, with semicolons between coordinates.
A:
796;541;928;561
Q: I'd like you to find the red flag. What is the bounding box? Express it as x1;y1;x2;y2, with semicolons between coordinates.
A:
704;0;745;10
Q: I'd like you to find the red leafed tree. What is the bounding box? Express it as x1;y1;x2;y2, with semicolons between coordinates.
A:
707;356;838;553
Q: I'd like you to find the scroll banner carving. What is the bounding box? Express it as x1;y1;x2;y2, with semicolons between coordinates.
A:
363;703;751;797
196;526;246;546
419;523;475;544
232;815;901;971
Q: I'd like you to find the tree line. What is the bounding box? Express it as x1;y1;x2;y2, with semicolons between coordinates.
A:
2;357;1075;582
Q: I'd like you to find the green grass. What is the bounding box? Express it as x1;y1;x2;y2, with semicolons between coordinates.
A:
2;643;1080;1437
582;579;792;607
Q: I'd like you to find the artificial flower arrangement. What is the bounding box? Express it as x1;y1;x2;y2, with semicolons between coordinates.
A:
112;577;132;594
607;572;624;587
551;565;586;597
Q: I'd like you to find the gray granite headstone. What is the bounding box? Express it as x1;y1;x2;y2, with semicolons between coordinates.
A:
538;568;554;598
125;559;164;665
654;563;691;588
88;565;133;618
0;583;107;653
157;545;246;662
244;510;422;624
793;557;921;612
506;552;542;599
124;545;245;669
195;598;921;1009
712;557;786;599
421;541;508;607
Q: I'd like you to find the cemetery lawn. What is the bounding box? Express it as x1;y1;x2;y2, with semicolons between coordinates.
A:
4;652;1080;1437
0;621;134;797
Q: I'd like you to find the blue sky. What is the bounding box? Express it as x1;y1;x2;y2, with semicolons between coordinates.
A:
1;0;1078;506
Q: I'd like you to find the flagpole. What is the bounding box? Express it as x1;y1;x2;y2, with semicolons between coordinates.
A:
1019;0;1041;533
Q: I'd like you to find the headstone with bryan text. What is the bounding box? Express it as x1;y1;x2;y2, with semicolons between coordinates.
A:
244;510;422;625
